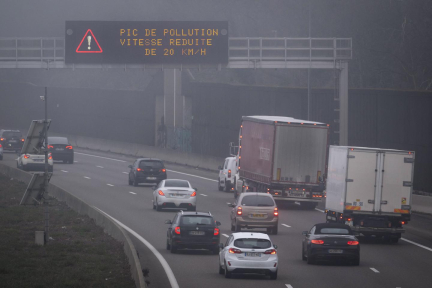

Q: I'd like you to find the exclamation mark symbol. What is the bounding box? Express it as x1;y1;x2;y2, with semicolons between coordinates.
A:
87;35;92;50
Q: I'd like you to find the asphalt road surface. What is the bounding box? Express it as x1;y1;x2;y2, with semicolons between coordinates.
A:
2;149;432;288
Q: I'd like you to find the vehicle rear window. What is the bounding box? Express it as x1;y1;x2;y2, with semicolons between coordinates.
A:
318;228;351;235
180;216;213;225
165;180;189;187
241;195;275;207
2;131;21;138
48;137;69;144
139;160;164;169
234;238;271;249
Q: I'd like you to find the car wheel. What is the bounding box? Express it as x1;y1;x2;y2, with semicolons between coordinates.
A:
63;160;67;164
152;200;156;210
230;220;235;232
156;201;162;211
302;248;307;261
218;179;223;191
219;258;224;275
390;237;400;244
128;177;133;186
224;179;230;192
235;220;241;232
0;155;3;160
188;206;196;211
133;176;138;187
212;245;219;255
170;243;177;254
272;225;278;235
266;227;272;234
352;257;360;266
69;158;74;164
224;261;231;278
306;251;315;265
270;270;278;280
166;239;171;250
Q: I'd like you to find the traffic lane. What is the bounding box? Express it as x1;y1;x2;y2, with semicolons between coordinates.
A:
403;213;432;246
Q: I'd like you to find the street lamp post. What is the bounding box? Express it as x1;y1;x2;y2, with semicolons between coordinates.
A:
42;86;49;243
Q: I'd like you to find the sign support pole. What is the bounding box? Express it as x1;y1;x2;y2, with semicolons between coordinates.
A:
44;86;49;244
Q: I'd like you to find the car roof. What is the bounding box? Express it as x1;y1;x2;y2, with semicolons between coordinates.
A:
137;158;163;161
239;192;273;198
179;211;212;216
313;223;352;230
231;232;270;240
0;129;21;133
48;136;69;143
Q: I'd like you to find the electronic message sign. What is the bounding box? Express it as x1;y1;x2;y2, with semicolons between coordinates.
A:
65;21;228;64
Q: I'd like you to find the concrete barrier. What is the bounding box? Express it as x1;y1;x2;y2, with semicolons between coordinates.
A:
0;163;146;288
412;195;432;214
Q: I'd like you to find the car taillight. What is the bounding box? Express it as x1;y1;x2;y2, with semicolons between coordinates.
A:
214;228;219;236
66;146;73;149
191;191;196;197
48;145;53;149
228;169;231;177
264;249;277;255
0;144;2;148
158;190;165;196
48;154;53;160
21;138;25;142
400;221;406;225
274;207;279;216
229;248;242;254
237;206;242;215
311;240;324;244
161;168;166;173
174;227;181;234
347;241;359;246
0;138;4;141
24;154;30;159
136;168;142;171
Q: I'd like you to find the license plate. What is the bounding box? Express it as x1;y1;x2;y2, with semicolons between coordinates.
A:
245;252;261;257
9;140;17;143
146;177;156;180
329;249;343;254
250;213;265;218
55;148;64;151
33;159;44;162
189;231;205;235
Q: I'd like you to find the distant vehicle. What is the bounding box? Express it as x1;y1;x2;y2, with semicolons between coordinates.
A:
233;116;329;209
47;137;74;164
302;223;360;265
219;232;278;279
153;179;197;211
218;156;237;192
165;211;221;254
0;143;3;160
228;192;279;234
128;158;167;186
325;146;415;243
17;153;53;172
0;129;24;152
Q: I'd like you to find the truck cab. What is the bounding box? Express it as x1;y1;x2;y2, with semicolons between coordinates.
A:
218;156;237;192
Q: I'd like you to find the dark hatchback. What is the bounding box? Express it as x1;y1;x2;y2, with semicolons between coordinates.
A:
0;130;24;152
128;158;167;186
165;211;221;254
47;137;74;163
302;223;360;265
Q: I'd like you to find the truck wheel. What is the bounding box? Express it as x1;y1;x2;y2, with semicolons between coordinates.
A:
390;238;399;244
301;202;317;210
272;225;278;235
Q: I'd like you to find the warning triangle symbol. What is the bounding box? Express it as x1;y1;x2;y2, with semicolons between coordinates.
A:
76;29;103;53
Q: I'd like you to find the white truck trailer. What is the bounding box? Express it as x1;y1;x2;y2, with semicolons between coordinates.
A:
325;146;415;243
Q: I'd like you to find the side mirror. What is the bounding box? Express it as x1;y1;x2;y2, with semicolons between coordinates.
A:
218;166;222;170
302;231;308;236
219;243;224;249
165;220;172;224
152;186;156;190
193;187;198;192
227;203;235;208
215;221;221;226
273;244;278;249
128;165;133;169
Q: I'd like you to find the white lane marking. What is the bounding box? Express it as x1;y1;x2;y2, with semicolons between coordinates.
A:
200;194;208;197
94;207;179;288
107;184;114;187
96;165;104;168
401;238;432;252
285;285;293;288
75;152;127;163
61;170;68;173
222;234;229;238
370;268;380;273
129;192;137;195
74;161;78;163
166;169;217;182
282;224;291;228
84;176;91;179
122;172;129;174
315;208;325;213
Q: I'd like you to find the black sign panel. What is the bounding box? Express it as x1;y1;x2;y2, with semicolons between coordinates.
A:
65;21;228;64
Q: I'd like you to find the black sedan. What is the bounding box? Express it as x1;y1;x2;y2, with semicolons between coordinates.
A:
47;137;74;164
302;223;360;265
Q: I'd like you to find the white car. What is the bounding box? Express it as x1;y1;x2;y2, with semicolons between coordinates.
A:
219;232;278;279
0;143;3;160
17;153;53;172
152;179;197;211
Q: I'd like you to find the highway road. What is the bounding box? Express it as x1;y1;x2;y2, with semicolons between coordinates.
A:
2;149;432;288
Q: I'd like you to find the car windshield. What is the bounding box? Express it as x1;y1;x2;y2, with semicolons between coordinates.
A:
317;228;351;235
234;238;271;249
180;216;213;225
164;180;189;187
241;195;274;207
139;160;164;169
3;131;21;138
48;137;69;144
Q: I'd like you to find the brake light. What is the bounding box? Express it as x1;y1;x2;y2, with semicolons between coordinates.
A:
347;241;359;245
174;227;181;234
237;206;242;215
311;240;324;244
191;191;196;197
158;190;165;196
229;248;242;254
0;144;2;148
264;249;277;255
400;221;406;225
66;146;73;149
228;169;231;178
24;155;30;159
274;207;279;216
48;154;53;160
0;138;4;141
21;138;25;142
48;145;53;149
161;168;166;173
136;168;142;171
214;228;219;236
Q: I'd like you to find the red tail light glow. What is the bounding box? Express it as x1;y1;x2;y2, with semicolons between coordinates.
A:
237;206;242;215
311;240;324;244
48;145;53;149
66;146;73;149
214;228;219;236
228;169;231;178
48;153;52;160
347;241;359;245
136;168;142;171
174;227;181;234
158;190;165;196
21;138;25;142
229;248;242;254
0;144;2;148
400;221;406;225
274;207;279;216
264;249;277;255
161;168;166;173
24;155;30;159
0;138;4;141
191;191;196;197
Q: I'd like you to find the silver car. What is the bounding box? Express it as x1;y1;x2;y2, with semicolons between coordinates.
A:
152;179;197;211
228;193;279;234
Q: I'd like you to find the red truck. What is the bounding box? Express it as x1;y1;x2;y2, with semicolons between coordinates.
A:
234;116;329;209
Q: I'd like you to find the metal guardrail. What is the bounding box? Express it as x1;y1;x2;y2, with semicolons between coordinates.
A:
0;37;351;67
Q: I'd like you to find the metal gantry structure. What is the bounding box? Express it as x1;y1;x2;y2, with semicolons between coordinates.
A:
0;37;352;144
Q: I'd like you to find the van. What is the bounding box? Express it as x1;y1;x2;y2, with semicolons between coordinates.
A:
218;156;237;192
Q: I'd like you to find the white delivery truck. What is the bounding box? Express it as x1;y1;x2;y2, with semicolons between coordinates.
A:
325;146;415;243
